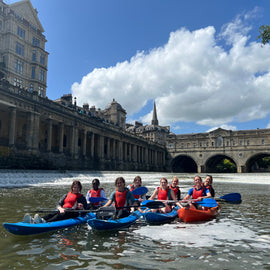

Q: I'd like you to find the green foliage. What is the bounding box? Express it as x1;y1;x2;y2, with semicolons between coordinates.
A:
216;158;237;173
257;25;270;45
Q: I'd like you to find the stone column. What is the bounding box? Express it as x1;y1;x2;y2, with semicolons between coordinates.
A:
32;113;40;152
91;133;95;158
9;107;16;146
46;118;52;152
99;135;104;159
112;139;116;160
107;138;111;159
26;112;34;149
82;130;87;157
59;123;64;153
74;127;78;156
119;141;123;161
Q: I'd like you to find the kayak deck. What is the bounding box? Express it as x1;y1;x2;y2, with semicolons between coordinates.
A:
177;203;221;223
143;207;179;225
3;213;95;235
88;210;141;231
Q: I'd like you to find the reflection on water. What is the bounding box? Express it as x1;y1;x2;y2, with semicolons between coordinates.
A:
0;171;269;269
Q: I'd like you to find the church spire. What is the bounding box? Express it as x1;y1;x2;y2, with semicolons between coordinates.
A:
151;101;159;126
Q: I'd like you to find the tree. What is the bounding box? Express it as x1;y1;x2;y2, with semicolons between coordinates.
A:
257;25;270;45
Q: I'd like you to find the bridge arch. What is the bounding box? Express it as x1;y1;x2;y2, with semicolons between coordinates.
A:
245;152;270;172
171;155;197;173
205;154;237;173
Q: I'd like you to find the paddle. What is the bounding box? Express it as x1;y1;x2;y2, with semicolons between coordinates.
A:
217;193;242;203
88;197;108;203
141;198;218;208
34;206;115;214
132;186;148;196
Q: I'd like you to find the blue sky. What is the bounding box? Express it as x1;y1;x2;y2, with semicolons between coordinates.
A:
7;0;270;134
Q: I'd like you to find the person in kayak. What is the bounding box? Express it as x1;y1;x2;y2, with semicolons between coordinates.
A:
86;178;107;209
169;176;181;200
182;175;212;209
204;175;215;197
149;177;179;213
24;180;88;223
102;177;138;219
128;175;147;201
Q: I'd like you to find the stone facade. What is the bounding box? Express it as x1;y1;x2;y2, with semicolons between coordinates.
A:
166;128;270;173
0;0;48;97
0;82;166;171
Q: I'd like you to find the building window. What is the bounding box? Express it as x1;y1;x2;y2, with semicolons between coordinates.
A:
31;66;35;79
0;20;2;31
193;143;196;148
227;141;229;146
32;36;40;47
15;59;23;74
38;86;44;97
30;84;34;93
247;140;249;145
40;54;45;65
233;140;235;146
17;26;25;39
199;142;202;147
262;139;265;145
212;142;214;147
14;77;23;87
240;141;242;146
39;69;45;82
206;142;209;147
15;42;24;56
32;50;36;61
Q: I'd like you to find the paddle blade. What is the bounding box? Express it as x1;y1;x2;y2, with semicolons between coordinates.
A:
88;197;107;203
220;193;241;203
144;201;165;209
132;186;148;196
195;198;218;207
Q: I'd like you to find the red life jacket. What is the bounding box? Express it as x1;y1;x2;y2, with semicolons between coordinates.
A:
129;184;139;199
89;188;103;205
115;189;128;208
169;184;179;197
63;192;83;209
157;187;171;200
192;185;205;199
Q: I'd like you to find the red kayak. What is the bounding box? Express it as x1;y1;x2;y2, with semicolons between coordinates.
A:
177;203;221;223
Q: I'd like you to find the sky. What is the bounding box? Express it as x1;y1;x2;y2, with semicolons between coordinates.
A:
6;0;270;134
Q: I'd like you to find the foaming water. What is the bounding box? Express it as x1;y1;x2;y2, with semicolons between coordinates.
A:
0;170;269;188
134;218;270;249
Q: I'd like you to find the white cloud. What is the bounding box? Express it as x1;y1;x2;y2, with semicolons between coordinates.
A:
71;10;270;132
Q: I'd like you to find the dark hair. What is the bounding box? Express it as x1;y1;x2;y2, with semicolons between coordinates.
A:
206;175;213;184
133;176;142;185
115;177;125;186
92;178;100;186
70;180;82;192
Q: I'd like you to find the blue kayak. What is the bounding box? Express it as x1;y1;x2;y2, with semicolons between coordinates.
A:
88;210;141;231
3;213;95;236
143;207;179;225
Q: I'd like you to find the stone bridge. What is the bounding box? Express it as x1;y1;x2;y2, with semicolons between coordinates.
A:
166;128;270;173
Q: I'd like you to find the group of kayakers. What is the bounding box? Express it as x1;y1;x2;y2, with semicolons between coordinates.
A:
23;174;215;224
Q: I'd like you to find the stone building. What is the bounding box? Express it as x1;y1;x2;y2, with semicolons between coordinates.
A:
0;0;48;97
126;101;171;145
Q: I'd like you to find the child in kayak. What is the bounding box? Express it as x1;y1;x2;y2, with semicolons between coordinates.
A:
181;175;212;209
24;180;87;223
149;177;179;213
102;177;138;219
204;175;215;197
86;178;107;209
128;175;147;201
169;176;181;200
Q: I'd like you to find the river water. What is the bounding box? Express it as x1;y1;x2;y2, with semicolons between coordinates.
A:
0;171;269;270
